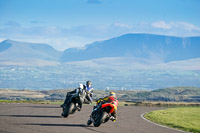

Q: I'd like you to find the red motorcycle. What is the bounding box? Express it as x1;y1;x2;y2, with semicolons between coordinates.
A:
87;101;116;127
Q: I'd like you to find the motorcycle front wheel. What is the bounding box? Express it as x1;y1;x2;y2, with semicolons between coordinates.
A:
62;102;75;117
93;111;107;127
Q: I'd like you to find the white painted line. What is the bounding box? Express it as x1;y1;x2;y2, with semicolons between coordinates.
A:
140;112;190;133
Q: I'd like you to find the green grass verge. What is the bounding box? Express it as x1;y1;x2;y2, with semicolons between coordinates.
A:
144;107;200;133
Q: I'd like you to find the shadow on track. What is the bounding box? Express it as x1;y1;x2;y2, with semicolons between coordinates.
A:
0;115;61;118
26;123;87;127
21;105;61;108
25;123;106;133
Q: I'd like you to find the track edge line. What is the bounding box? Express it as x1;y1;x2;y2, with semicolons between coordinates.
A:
140;112;190;133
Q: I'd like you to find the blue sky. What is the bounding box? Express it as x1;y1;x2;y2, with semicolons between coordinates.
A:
0;0;200;51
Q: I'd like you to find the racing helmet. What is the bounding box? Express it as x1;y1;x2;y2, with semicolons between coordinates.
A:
79;83;84;90
109;92;116;97
86;81;91;87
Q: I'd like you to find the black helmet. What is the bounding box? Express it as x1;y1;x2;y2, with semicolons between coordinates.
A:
86;81;91;86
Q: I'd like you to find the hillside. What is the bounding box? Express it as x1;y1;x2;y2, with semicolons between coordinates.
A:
60;34;200;62
66;57;200;70
1;33;200;67
0;40;61;65
1;87;200;102
132;87;200;102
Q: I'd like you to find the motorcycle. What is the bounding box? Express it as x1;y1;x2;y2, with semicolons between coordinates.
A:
87;101;116;127
61;86;86;118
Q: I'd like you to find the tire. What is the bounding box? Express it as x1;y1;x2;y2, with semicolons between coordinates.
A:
93;112;107;127
61;102;75;117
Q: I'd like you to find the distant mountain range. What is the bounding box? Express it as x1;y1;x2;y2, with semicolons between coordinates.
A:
60;34;200;63
0;34;200;90
0;33;200;66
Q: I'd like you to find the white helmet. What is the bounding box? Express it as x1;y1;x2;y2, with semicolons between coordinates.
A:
79;84;84;90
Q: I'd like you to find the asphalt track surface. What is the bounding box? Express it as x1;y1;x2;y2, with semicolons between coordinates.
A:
0;103;186;133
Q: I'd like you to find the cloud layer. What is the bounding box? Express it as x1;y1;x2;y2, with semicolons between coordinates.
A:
0;20;200;51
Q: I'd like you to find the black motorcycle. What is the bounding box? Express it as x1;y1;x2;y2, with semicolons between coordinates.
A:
61;88;86;118
87;101;115;127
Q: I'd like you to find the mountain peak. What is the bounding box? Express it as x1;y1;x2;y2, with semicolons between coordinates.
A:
2;39;21;44
0;39;62;64
60;33;200;62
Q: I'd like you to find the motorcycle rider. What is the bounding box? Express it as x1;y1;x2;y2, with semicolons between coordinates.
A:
96;92;118;122
61;81;94;109
61;83;84;111
84;81;94;104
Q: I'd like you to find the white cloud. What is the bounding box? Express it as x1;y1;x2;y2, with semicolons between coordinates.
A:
152;21;200;31
113;22;132;29
44;26;61;35
173;22;200;31
151;21;172;29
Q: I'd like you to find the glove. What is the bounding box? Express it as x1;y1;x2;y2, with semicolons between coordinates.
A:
97;99;103;104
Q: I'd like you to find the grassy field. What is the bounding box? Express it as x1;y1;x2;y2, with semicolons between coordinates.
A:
144;107;200;133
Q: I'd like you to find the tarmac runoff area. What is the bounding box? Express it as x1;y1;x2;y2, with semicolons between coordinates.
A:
0;103;188;133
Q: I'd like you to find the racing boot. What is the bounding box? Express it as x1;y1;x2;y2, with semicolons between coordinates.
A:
87;117;92;125
76;106;81;111
110;116;117;122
